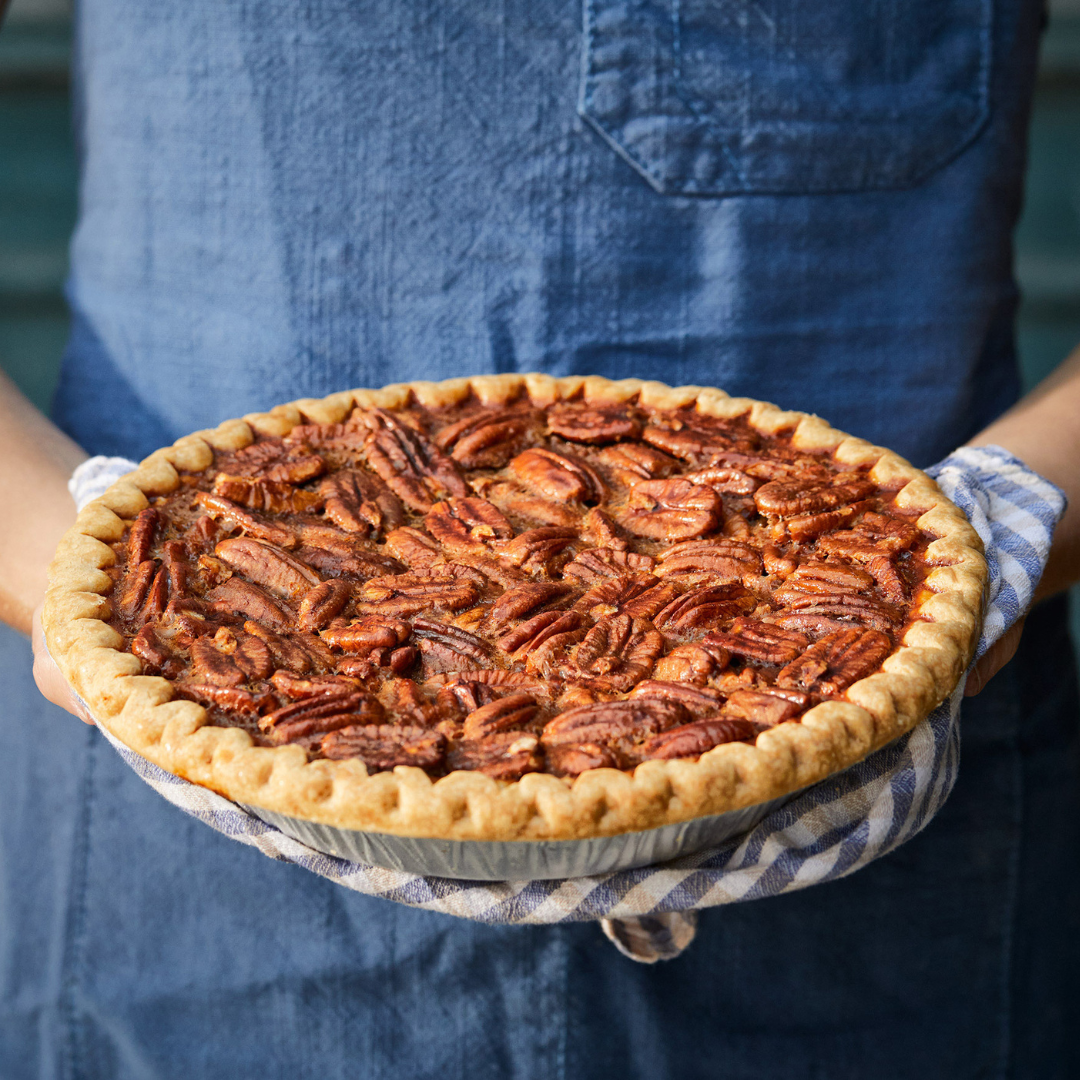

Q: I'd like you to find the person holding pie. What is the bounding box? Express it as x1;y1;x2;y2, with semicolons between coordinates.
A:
1;0;1079;1076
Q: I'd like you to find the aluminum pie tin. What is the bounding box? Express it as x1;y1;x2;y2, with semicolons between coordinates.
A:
241;792;797;880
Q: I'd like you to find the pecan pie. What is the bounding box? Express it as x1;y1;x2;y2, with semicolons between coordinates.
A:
43;376;985;841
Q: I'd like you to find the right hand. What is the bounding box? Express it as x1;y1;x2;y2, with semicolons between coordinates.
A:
32;604;94;724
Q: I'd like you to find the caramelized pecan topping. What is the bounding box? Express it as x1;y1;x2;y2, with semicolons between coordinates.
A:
110;392;929;777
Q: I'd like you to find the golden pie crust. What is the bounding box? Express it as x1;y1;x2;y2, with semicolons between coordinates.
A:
43;375;986;841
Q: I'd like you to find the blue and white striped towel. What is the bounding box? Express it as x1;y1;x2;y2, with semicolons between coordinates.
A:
68;446;1064;962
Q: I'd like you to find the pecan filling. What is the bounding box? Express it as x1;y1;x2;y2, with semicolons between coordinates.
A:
106;397;934;781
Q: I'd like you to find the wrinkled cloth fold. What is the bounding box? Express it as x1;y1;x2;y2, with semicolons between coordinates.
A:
67;445;1064;962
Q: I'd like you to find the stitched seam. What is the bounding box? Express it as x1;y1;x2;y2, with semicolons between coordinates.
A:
997;732;1022;1080
58;728;96;1080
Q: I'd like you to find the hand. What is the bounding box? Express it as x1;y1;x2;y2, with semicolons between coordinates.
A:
32;603;94;723
963;616;1025;697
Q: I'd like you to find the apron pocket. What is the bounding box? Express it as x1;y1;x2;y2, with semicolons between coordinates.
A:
580;0;992;195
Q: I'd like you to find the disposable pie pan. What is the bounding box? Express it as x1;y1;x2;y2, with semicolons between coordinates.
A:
241;791;797;880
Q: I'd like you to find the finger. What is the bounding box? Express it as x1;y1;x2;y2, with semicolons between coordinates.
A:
31;605;95;724
964;617;1026;697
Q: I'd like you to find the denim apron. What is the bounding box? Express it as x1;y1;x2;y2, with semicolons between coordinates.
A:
2;0;1078;1075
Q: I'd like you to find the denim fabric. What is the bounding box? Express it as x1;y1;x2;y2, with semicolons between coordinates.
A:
2;0;1077;1075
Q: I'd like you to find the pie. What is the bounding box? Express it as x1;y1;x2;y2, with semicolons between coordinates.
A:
43;375;985;841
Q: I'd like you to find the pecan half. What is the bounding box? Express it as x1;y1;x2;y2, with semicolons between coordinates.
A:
162;540;188;598
492;527;578;574
546;403;641;444
772;562;875;603
435;407;541;468
571;578;647;619
654;583;755;633
320;469;404;536
426;669;550;696
655;539;763;582
284;423;367;453
683;467;758;495
762;544;798;578
189;637;245;687
561;547;656;584
128;507;160;565
857;511;920;551
320;724;444;768
563;615;664;692
754;476;876;518
116;560;157;622
703;619;809;665
776;628;892;695
413;618;492;671
619;479;722;541
545;742;618;777
785;503;865;543
384;526;442;569
270;671;363;699
194;492;298;549
470;478;584;528
498;610;586;659
775;592;901;634
653;642;729;685
215;537;321;601
260;690;384;743
212;474;323;515
243;620;317;674
628;679;726;717
131;624;179;674
381;678;442;727
509;448;606;504
639;717;757;760
354;574;479;616
446;731;542;780
141;566;169;621
207;578;294;633
817;512;920;560
462;693;539;741
640;413;750;463
320;614;411;653
358;408;469;511
722;688;809;727
297;578;353;631
295;545;401;581
425;497;514;555
211;625;274;681
540;697;688;754
579;507;630;551
491;582;575;626
867;555;907;601
264;454;326;486
175;683;274;714
594;442;677;486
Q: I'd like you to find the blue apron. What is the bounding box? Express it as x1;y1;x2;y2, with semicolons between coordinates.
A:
3;0;1078;1075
